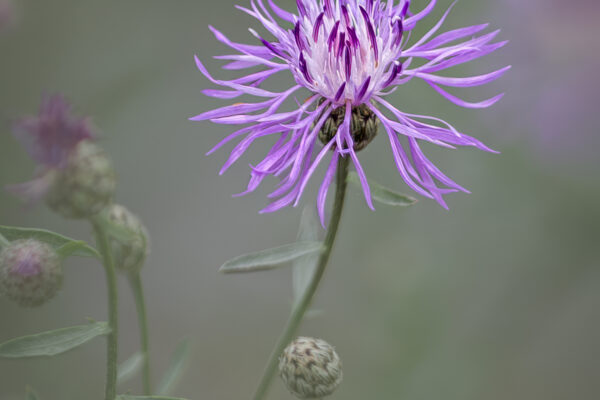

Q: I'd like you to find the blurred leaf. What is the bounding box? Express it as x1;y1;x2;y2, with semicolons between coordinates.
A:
116;396;188;400
0;226;100;259
347;172;418;206
292;207;321;307
219;242;324;274
0;322;110;358
157;338;191;396
25;386;40;400
55;240;100;259
305;309;325;319
118;352;145;384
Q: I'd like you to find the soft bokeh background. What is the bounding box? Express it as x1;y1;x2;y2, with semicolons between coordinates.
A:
1;0;598;399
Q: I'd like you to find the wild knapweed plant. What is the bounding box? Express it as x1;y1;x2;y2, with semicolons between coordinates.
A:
193;0;507;398
0;95;189;400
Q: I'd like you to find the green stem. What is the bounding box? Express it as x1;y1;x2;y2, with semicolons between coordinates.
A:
128;272;152;394
91;218;119;400
251;156;350;400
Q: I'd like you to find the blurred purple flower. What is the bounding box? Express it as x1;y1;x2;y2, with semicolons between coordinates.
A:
492;0;600;167
7;95;94;203
0;0;15;32
192;0;508;223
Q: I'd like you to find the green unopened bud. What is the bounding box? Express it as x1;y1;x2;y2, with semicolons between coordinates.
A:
106;204;149;273
45;140;116;219
319;102;378;151
279;337;343;399
0;239;63;307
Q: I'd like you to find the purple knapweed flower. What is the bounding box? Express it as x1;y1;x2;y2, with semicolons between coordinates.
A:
192;0;509;225
7;94;94;204
8;95;94;203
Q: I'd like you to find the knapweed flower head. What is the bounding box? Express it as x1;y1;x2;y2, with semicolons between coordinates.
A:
0;239;63;307
8;94;116;218
279;336;343;399
192;0;509;225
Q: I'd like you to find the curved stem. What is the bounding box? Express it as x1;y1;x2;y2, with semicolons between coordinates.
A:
251;156;350;400
128;272;152;394
91;218;119;400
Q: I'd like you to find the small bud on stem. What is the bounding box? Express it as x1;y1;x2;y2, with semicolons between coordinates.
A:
0;239;63;307
105;204;149;273
45;140;116;219
279;337;343;399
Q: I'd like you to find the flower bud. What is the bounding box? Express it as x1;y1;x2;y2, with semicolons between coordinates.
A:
45;140;116;219
279;337;343;399
106;204;149;273
319;102;378;151
0;239;63;307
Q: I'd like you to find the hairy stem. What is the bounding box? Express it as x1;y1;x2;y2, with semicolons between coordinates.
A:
251;156;350;400
91;218;119;400
128;272;152;394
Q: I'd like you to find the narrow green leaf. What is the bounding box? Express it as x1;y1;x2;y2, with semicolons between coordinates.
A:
0;226;100;259
347;172;418;206
292;207;321;307
157;338;191;396
116;396;188;400
25;386;40;400
117;352;145;384
220;241;324;274
55;240;100;259
0;322;110;358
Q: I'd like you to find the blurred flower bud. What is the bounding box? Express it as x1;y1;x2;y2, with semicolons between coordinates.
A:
0;239;63;307
279;336;343;399
105;204;149;273
45;140;116;219
8;95;115;218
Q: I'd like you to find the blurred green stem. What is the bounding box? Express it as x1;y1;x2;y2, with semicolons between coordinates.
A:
251;156;350;400
91;217;119;400
128;272;152;394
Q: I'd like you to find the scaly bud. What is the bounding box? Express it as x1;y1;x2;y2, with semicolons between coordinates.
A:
105;204;149;273
319;102;378;151
279;336;343;399
45;140;116;219
0;239;63;307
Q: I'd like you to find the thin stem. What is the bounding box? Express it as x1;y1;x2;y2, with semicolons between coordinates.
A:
128;272;152;394
251;156;350;400
91;218;119;400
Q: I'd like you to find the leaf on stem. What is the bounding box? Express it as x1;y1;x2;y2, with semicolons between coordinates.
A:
0;322;110;358
0;225;100;259
157;338;192;396
292;207;321;307
117;352;145;384
347;172;418;206
219;242;324;274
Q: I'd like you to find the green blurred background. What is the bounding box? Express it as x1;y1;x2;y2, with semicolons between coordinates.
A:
1;0;598;399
